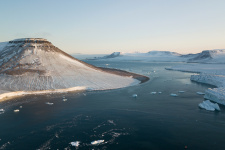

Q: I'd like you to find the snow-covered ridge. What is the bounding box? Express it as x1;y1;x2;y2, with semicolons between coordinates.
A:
90;51;185;62
88;49;225;63
0;38;148;101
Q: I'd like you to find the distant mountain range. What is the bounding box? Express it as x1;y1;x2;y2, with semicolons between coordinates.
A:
87;49;225;63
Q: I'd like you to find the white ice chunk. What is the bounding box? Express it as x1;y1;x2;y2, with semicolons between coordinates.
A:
46;102;53;105
158;92;162;94
199;100;220;111
178;91;185;93
0;109;4;112
151;92;157;94
70;141;80;147
170;93;178;97
91;140;104;145
14;109;19;112
132;94;137;98
63;99;67;101
19;106;23;108
197;92;205;95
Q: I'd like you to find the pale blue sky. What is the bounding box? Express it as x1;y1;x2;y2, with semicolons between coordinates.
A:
0;0;225;54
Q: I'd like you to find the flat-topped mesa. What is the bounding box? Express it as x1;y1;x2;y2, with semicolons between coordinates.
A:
9;38;51;44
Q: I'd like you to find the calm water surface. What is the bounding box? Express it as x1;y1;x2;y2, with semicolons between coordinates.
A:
0;61;224;150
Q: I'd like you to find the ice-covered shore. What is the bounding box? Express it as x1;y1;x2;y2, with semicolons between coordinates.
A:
167;64;225;105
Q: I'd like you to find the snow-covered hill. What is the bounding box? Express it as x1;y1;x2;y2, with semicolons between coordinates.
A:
187;49;225;63
0;38;148;100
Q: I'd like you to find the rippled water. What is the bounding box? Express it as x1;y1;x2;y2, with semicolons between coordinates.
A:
0;61;224;150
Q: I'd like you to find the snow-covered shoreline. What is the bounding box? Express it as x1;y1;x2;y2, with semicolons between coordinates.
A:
0;86;87;102
167;64;225;105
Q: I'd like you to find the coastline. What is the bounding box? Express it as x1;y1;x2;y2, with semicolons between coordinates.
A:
98;67;150;83
0;86;86;103
0;68;149;103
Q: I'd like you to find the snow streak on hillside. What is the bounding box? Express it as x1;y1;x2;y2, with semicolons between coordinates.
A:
0;38;142;100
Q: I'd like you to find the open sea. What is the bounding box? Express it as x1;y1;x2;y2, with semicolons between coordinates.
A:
0;61;224;150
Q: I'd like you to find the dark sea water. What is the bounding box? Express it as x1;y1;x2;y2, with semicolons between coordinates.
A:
0;61;224;150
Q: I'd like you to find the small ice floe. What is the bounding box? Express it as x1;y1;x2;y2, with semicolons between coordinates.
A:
19;106;23;108
63;99;67;102
132;94;137;98
151;92;157;95
170;93;178;97
108;120;116;125
158;92;162;94
197;92;205;95
46;102;54;105
0;109;5;114
70;141;80;147
91;140;104;145
178;91;185;93
14;109;19;112
199;100;220;111
105;64;109;66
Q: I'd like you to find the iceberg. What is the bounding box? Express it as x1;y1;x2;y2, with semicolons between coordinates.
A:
63;98;67;102
197;92;205;95
91;140;104;145
46;102;53;105
170;93;178;97
198;100;220;111
151;92;157;94
132;94;137;98
0;109;4;112
70;141;80;147
14;109;19;112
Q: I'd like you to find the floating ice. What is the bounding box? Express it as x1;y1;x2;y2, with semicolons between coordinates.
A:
91;140;104;145
63;99;67;102
199;100;220;111
70;141;80;147
170;93;178;97
197;92;205;95
0;109;5;114
132;94;137;98
178;91;185;93
158;92;162;94
46;102;53;105
14;109;19;112
151;92;157;94
19;106;23;108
